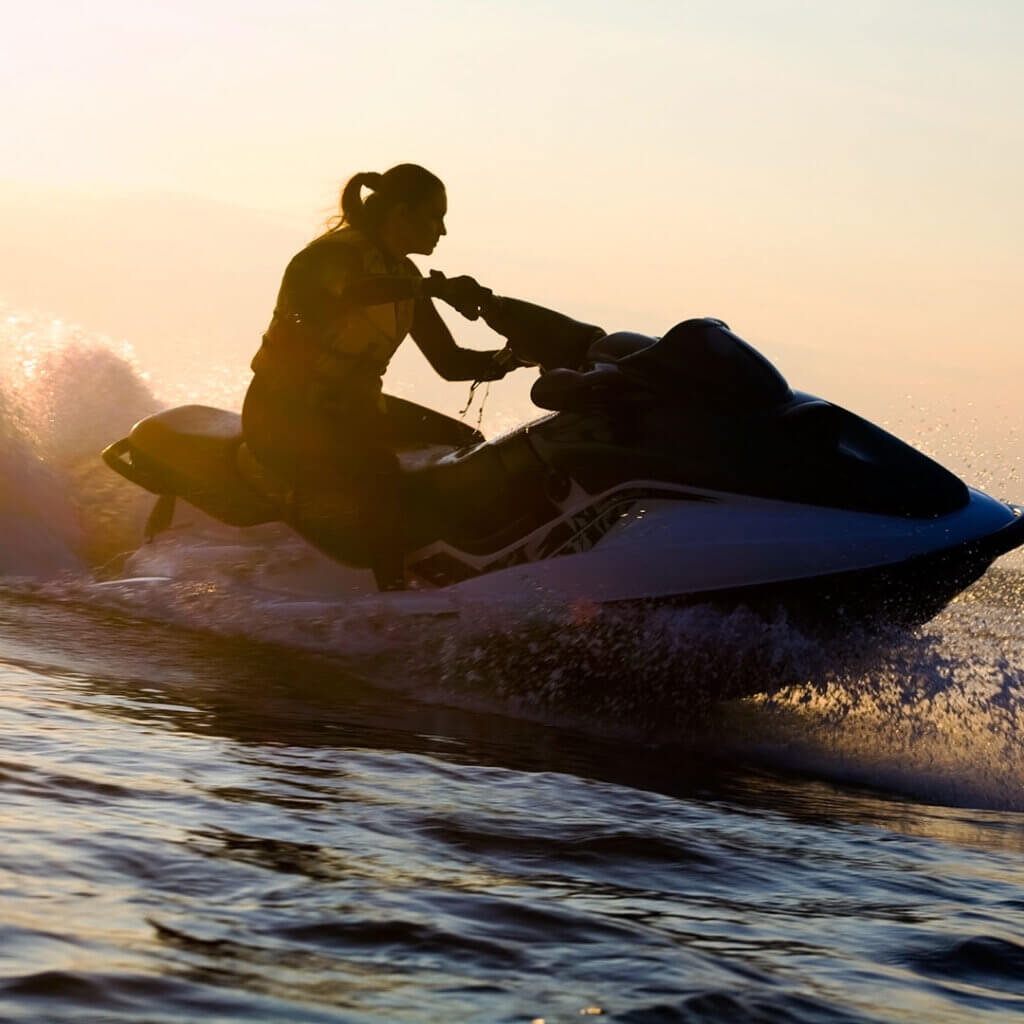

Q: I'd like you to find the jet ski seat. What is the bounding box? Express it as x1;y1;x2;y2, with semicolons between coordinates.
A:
106;405;278;527
130;405;245;480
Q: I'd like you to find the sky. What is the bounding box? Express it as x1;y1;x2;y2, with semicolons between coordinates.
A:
1;1;1021;484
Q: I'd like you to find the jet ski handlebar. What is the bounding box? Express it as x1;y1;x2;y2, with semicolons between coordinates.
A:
476;294;606;372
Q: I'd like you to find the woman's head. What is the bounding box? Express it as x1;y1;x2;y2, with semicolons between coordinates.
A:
336;164;447;256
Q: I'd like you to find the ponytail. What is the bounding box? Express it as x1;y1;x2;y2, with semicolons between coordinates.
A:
325;163;444;239
339;171;385;230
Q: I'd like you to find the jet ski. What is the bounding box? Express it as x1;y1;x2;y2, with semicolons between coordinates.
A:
102;296;1024;629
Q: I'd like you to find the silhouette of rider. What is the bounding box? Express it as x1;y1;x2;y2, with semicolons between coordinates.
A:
242;164;519;590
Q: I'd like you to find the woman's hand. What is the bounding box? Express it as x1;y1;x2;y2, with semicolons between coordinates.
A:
426;271;492;320
477;346;527;381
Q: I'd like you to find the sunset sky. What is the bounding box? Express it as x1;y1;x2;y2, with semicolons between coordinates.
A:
2;1;1021;481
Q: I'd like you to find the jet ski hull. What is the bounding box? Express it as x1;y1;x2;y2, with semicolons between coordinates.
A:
616;509;1024;628
437;486;1021;628
109;449;1022;631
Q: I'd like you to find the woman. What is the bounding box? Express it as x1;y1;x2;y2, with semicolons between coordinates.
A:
242;163;516;590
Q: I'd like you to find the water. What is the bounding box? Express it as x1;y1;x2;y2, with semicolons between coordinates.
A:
0;307;1022;1022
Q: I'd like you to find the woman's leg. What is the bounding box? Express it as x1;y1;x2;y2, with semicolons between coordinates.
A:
243;377;409;590
354;448;406;591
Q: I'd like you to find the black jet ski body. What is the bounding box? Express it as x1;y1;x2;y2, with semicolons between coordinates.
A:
103;304;1024;628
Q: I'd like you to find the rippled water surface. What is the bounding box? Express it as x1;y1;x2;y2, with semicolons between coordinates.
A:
0;570;1022;1023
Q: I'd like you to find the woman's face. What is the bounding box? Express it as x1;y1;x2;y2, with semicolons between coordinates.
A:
394;187;447;256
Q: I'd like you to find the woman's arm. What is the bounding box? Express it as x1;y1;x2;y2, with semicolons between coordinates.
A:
285;244;425;319
410;296;503;381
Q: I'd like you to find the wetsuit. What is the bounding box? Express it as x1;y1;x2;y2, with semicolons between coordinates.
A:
242;226;501;589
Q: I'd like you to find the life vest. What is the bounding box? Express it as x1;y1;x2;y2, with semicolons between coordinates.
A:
251;228;419;408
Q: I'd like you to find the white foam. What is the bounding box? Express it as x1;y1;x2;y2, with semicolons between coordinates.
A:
726;573;1024;810
0;304;163;576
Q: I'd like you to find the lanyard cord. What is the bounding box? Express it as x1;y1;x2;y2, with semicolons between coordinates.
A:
459;378;491;432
